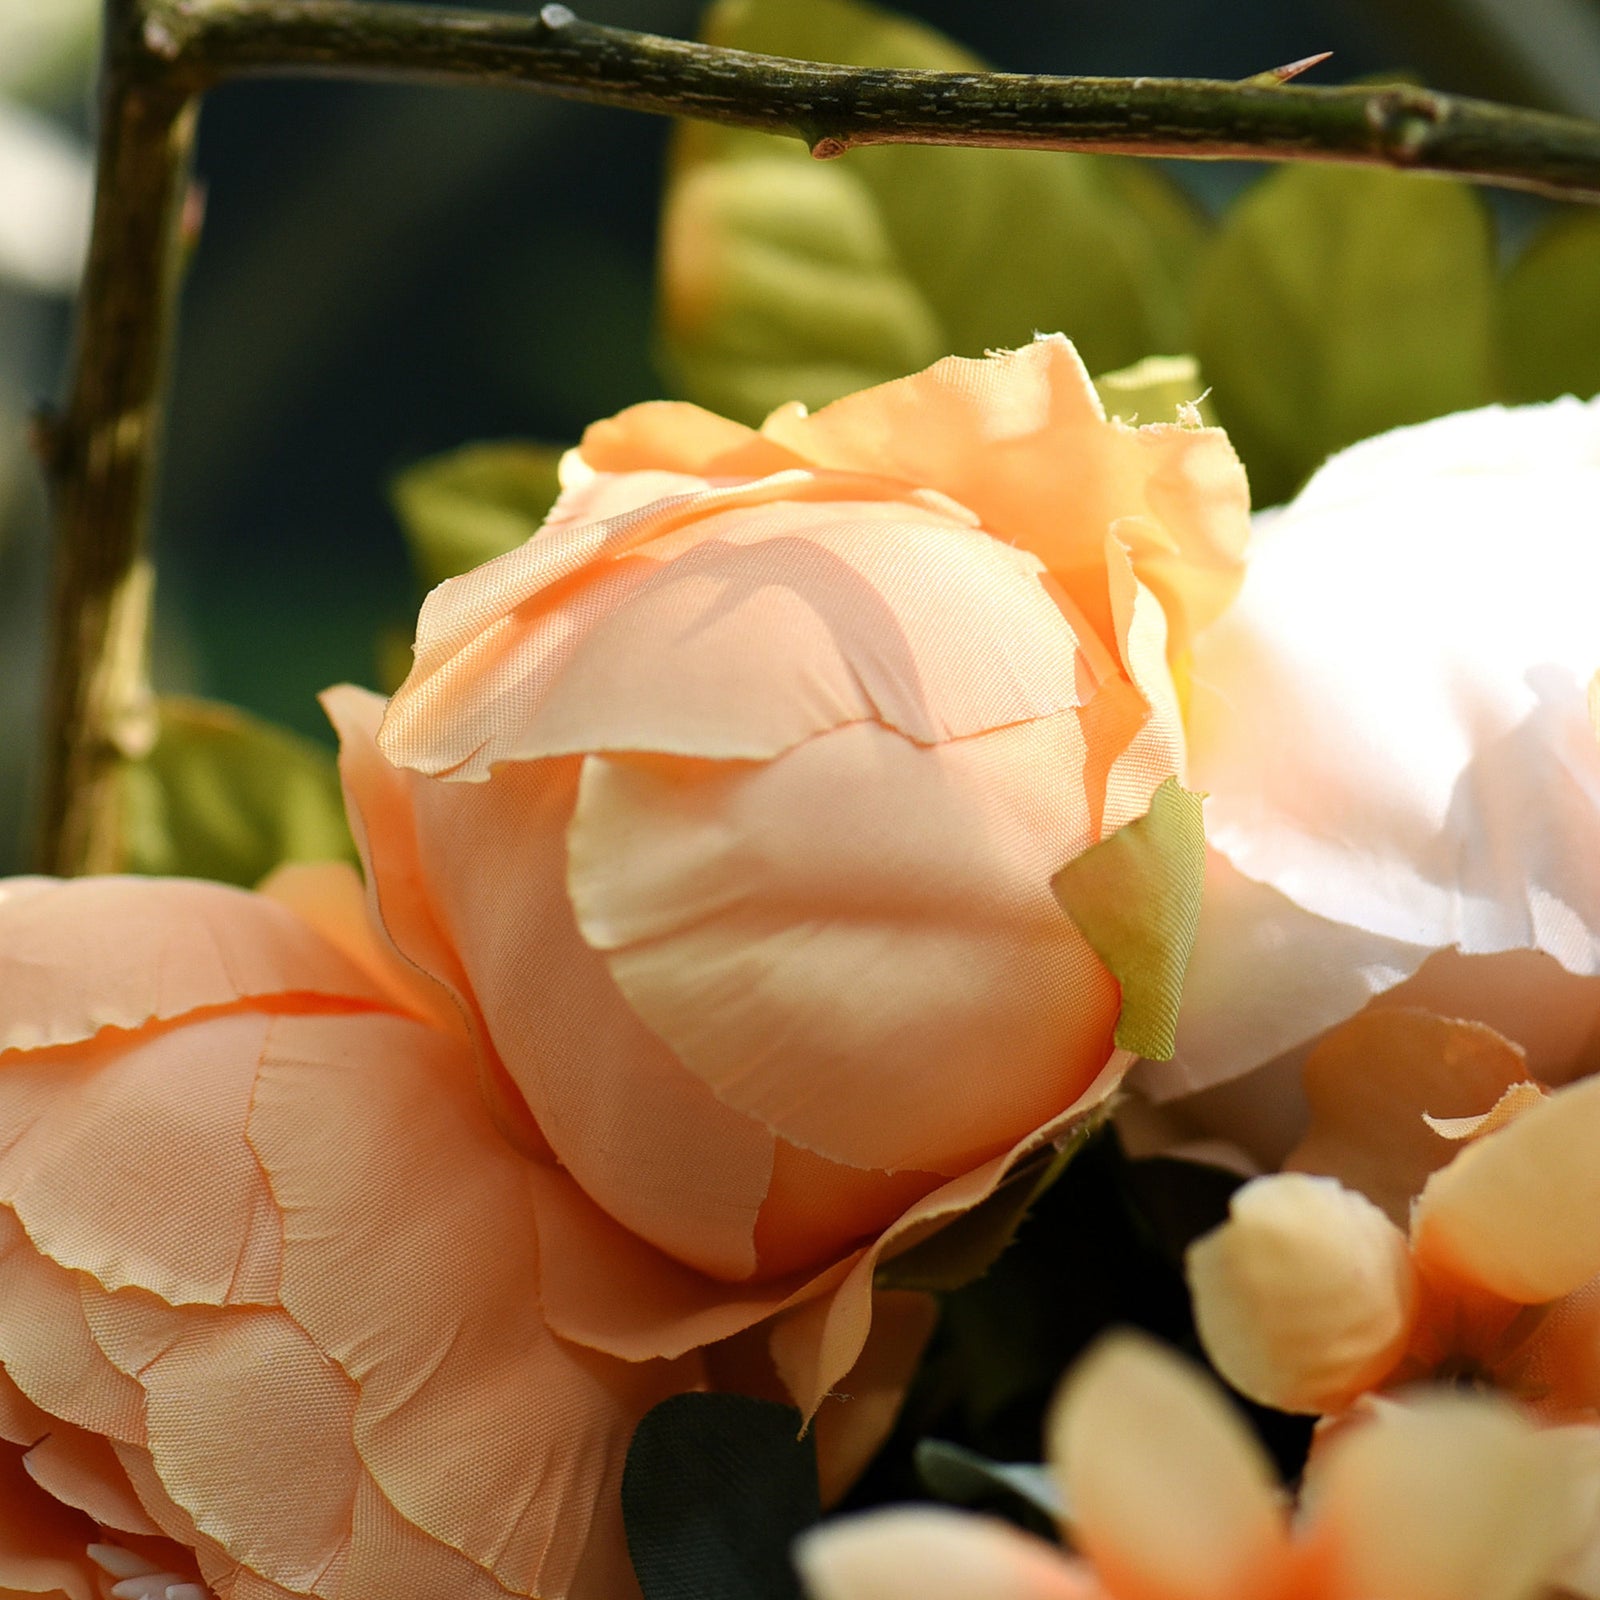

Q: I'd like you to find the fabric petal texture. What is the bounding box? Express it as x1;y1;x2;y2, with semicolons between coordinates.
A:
1170;395;1600;1100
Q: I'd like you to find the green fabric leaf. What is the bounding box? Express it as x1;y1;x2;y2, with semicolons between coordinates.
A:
1500;211;1600;405
1194;164;1496;506
913;1439;1064;1522
623;1394;818;1600
1052;778;1205;1061
118;696;356;887
657;0;1205;424
391;441;565;591
1093;353;1216;427
875;1110;1107;1293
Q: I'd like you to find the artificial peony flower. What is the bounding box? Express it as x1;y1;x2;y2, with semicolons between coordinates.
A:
344;335;1249;1432
1134;395;1600;1160
795;1331;1600;1600
1187;1008;1600;1422
0;867;928;1599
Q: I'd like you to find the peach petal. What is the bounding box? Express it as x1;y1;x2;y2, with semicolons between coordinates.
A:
1285;1010;1532;1226
433;497;1100;770
258;860;460;1037
525;1160;834;1361
0;1435;99;1600
769;1054;1125;1419
1187;1174;1417;1414
570;715;1116;1174
0;1210;146;1442
1305;1393;1600;1600
0;1014;282;1308
1048;1334;1285;1600
1423;1080;1548;1143
760;336;1249;660
0;876;395;1056
1413;1073;1600;1303
1515;1278;1600;1416
21;1423;161;1537
349;731;776;1277
574;399;771;477
796;1507;1095;1600
247;1011;701;1597
811;1290;938;1509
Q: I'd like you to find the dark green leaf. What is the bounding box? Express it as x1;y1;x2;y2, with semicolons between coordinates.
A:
624;1393;819;1600
391;441;564;591
913;1439;1063;1522
657;0;1204;424
118;696;356;887
1194;164;1496;505
1500;210;1600;405
1053;778;1205;1061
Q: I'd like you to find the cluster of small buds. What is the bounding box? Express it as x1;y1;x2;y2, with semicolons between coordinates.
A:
87;1544;209;1600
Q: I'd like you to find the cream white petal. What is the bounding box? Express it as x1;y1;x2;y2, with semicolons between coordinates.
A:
1047;1333;1284;1600
1187;1174;1417;1413
1181;397;1600;1088
1304;1394;1600;1600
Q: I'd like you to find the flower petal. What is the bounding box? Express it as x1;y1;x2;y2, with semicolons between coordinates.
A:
0;876;396;1056
0;1435;99;1600
1187;1174;1417;1413
1412;1072;1600;1303
569;716;1118;1175
1048;1333;1285;1600
1305;1392;1600;1600
1189;397;1600;994
1285;1010;1532;1225
761;335;1250;661
796;1507;1095;1600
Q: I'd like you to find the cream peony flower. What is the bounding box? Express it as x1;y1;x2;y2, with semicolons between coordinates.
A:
1134;395;1600;1158
796;1332;1600;1600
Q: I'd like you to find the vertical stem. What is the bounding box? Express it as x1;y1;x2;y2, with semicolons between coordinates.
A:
34;0;197;875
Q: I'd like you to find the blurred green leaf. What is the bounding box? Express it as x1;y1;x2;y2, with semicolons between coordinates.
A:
1093;353;1216;427
913;1439;1063;1523
1053;778;1204;1061
1194;164;1496;506
391;441;564;591
657;0;1205;424
623;1394;818;1600
119;696;356;887
876;1112;1106;1294
1500;210;1600;405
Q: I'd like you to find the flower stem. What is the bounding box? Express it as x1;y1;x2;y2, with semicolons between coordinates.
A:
35;0;1600;873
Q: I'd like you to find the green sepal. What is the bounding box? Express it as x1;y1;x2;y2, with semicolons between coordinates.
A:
658;0;1205;425
1500;211;1600;406
1194;163;1496;505
1052;777;1205;1061
118;696;356;887
623;1393;818;1600
391;441;565;592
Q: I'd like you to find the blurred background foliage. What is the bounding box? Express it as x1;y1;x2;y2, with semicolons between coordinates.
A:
4;0;1600;874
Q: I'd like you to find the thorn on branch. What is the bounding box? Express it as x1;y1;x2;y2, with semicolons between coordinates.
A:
1242;52;1333;88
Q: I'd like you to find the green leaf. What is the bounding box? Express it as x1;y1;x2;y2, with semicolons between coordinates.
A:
876;1111;1107;1293
623;1394;819;1600
913;1439;1064;1522
118;696;357;888
1194;164;1496;506
1052;778;1205;1061
1500;210;1600;405
657;0;1205;425
391;441;565;591
1093;354;1216;427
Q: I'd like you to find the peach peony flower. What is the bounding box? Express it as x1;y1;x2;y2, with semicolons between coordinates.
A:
1132;395;1600;1161
1187;1009;1600;1423
354;335;1249;1440
0;866;928;1600
796;1332;1600;1600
